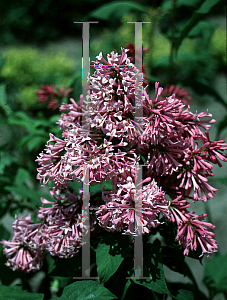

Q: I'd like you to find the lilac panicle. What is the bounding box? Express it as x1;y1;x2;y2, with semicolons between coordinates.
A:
2;47;227;273
35;49;227;258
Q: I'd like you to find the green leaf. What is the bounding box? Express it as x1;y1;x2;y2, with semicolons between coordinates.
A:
68;180;83;195
0;201;10;218
177;0;200;7
67;71;82;89
138;154;146;164
27;136;46;152
152;55;171;68
0;55;5;70
18;135;31;147
100;256;134;300
52;280;117;300
203;252;227;297
0;224;11;254
0;151;17;175
168;282;207;300
196;0;223;14
0;84;12;116
7;112;49;136
188;21;218;47
45;253;56;275
174;0;225;52
89;1;147;20
96;234;125;283
4;185;42;207
8;111;33;129
0;177;11;185
172;289;194;300
0;285;44;300
49;114;61;123
14;168;30;186
161;0;200;11
132;240;170;295
90;179;113;195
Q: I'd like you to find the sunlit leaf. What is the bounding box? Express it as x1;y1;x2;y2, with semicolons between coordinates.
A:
96;234;125;283
52;280;117;300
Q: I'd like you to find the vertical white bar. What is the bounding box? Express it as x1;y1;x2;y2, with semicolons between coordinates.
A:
134;164;143;279
127;21;151;280
82;22;90;129
134;22;143;279
81;22;90;278
73;21;98;280
81;170;91;277
135;22;143;119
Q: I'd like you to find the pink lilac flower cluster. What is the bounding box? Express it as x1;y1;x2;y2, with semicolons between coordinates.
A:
2;47;227;272
36;84;73;110
1;189;98;272
1;215;45;272
96;177;169;235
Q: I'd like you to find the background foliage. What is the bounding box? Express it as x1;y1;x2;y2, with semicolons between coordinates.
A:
0;0;226;299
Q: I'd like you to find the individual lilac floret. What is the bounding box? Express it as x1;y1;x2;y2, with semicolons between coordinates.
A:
96;177;169;235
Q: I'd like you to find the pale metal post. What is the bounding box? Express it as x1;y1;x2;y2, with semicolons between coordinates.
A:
73;21;99;280
127;21;151;280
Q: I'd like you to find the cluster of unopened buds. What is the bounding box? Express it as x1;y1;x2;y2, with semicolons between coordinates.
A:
2;47;227;272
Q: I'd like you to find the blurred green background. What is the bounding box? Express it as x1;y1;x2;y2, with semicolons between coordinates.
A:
0;0;226;299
